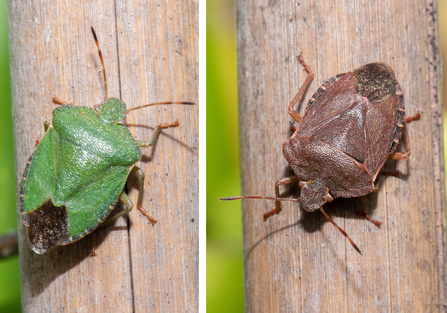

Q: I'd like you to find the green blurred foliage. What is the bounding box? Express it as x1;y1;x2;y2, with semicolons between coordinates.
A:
0;2;21;312
207;0;244;311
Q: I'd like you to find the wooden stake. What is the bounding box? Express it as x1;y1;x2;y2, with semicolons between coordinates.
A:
9;1;198;312
237;0;446;311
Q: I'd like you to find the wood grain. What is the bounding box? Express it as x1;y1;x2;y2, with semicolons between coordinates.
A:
236;0;446;312
9;1;198;312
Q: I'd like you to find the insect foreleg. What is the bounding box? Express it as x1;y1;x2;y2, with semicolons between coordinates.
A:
288;54;315;123
52;96;72;106
263;176;301;220
135;121;180;148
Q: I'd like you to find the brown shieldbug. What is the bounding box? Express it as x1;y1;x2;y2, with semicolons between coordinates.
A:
221;55;420;255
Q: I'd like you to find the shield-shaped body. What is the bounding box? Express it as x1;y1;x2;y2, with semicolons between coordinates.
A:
283;63;405;212
20;99;141;253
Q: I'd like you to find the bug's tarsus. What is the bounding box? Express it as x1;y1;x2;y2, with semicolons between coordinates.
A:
137;206;157;226
359;211;381;227
263;209;279;221
359;197;381;227
160;120;180;129
297;54;312;74
319;207;363;255
91;26;108;101
53;97;71;105
131;166;157;226
405;112;421;123
125;101;196;114
287;54;315;124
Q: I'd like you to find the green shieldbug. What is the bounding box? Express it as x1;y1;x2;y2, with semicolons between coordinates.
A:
19;27;195;254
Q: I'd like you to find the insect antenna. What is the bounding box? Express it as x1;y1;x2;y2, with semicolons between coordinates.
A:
221;196;363;254
220;195;300;202
319;207;362;255
125;101;195;114
91;27;108;101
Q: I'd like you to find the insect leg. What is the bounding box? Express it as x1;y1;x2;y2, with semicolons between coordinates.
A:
379;170;404;177
388;112;421;160
358;196;381;227
319;207;362;255
52;96;72;105
99;192;134;228
44;121;51;132
405;112;421;123
135;121;180;148
387;122;411;160
35;121;52;146
263;176;301;221
131;166;157;225
90;232;97;257
288;54;315;123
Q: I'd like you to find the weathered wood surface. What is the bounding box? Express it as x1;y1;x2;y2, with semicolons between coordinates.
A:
237;0;446;312
9;1;198;312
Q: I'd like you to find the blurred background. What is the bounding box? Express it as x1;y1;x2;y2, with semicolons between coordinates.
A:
206;0;244;312
0;1;21;312
1;1;447;312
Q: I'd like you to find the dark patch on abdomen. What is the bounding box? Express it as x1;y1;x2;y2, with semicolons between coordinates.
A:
24;199;68;254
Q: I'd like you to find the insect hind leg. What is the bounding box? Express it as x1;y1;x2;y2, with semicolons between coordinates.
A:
388;112;421;160
99;192;134;228
131;166;157;225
